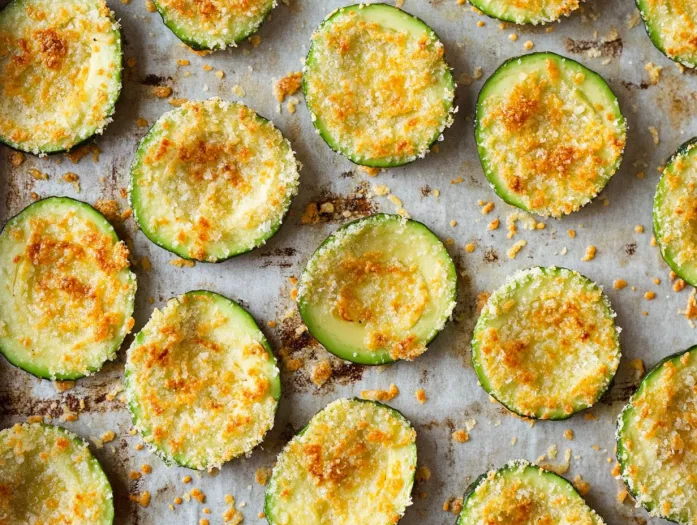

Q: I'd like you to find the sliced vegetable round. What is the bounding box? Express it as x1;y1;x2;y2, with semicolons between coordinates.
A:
468;0;580;24
0;423;114;525
637;0;697;68
152;0;275;50
0;197;136;380
126;290;280;470
476;52;626;217
458;460;606;524
265;398;417;525
303;3;455;167
472;267;620;420
130;98;299;262
0;0;122;155
617;346;697;524
298;214;457;365
654;138;697;287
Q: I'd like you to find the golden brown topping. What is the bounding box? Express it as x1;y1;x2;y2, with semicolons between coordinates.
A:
274;71;302;102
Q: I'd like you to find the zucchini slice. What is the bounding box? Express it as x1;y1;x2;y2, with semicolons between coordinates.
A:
302;3;455;167
654;138;697;287
617;346;697;524
472;267;620;420
0;197;137;380
637;0;697;68
298;214;457;365
467;0;580;25
0;0;122;155
458;460;606;525
125;290;280;470
265;398;417;525
475;52;626;217
130;98;299;263
152;0;275;50
0;423;114;525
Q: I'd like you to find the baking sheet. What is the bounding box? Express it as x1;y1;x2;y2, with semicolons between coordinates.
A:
2;0;697;523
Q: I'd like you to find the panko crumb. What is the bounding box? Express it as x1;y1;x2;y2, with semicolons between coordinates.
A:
507;240;526;259
581;245;596;261
62;172;80;192
169;258;195;268
415;388;427;404
452;429;469;443
361;383;399;402
415;466;431;482
311;360;333;387
648;126;660;145
274;72;302;102
9;151;25;167
572;474;591;496
152;86;172;98
255;467;272;486
564;429;575;441
130;491;151;508
613;279;627;290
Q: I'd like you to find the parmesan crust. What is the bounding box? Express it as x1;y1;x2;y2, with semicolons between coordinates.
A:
153;0;275;49
130;98;300;262
654;139;697;285
0;0;122;154
0;197;136;379
265;398;417;525
468;0;580;24
617;347;697;524
459;461;606;524
477;53;626;217
639;0;697;67
473;267;620;419
126;291;280;470
0;423;113;524
303;4;455;167
298;214;457;364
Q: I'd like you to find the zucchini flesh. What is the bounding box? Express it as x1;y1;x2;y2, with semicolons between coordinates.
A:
0;423;114;525
617;346;697;524
458;460;606;524
152;0;275;50
303;3;455;167
298;214;457;365
468;0;580;25
472;267;620;420
0;197;136;380
125;290;280;470
130;98;299;263
637;0;697;68
475;52;626;217
265;398;417;525
654;138;697;287
0;0;122;154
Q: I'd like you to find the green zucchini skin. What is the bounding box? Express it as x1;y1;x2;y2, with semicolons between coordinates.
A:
457;460;606;525
636;0;697;69
472;266;620;420
475;52;626;218
616;346;697;524
264;397;417;525
0;0;122;155
467;0;580;25
125;290;280;470
151;0;276;51
653;137;697;287
302;3;455;168
0;423;115;525
0;196;137;380
297;214;457;365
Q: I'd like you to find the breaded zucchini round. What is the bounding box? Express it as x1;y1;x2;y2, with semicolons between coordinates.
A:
0;423;114;525
303;3;455;167
654;138;697;287
0;197;137;380
0;0;122;154
637;0;697;68
472;267;620;420
458;460;606;524
265;398;417;525
468;0;581;25
298;214;457;365
125;290;280;470
130;98;300;263
617;346;697;524
476;52;626;217
152;0;275;50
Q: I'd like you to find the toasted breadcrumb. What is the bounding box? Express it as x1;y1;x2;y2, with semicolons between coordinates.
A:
311;360;332;387
644;291;656;300
29;168;49;180
169;258;195;268
130;491;151;508
564;429;575;440
613;279;627;290
152;86;172;98
274;72;302;102
648;126;660;145
581;245;596;261
573;474;591;496
674;279;686;292
415;466;431;482
452;429;469;442
361;384;399;402
415;388;427;404
507;240;526;259
9;151;25;167
255;467;272;486
101;431;116;443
